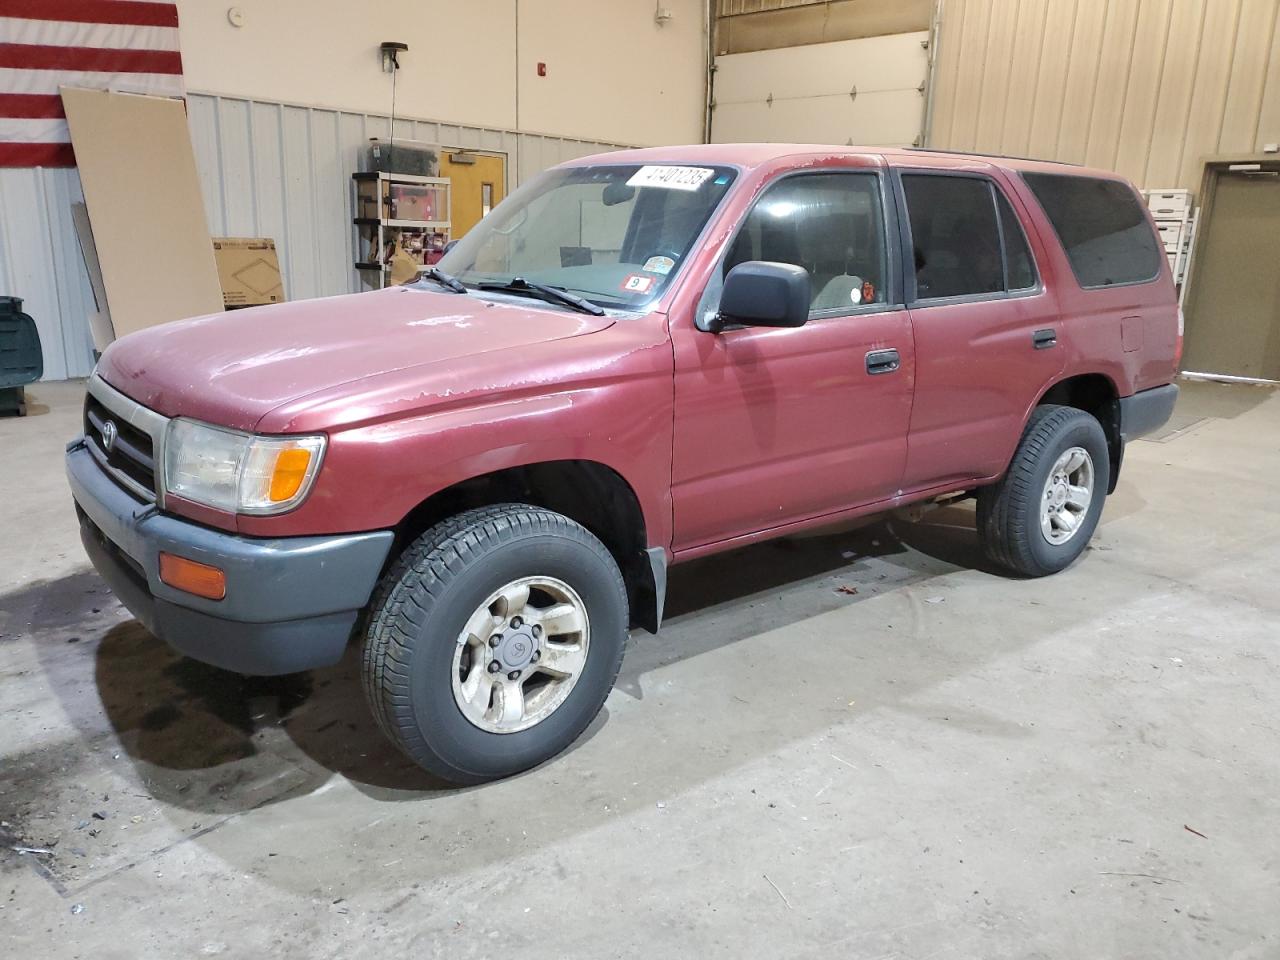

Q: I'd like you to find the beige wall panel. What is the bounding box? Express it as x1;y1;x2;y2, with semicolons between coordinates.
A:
997;0;1049;156
948;0;993;151
928;0;1280;189
1144;0;1210;186
1109;0;1171;183
927;0;967;147
1025;1;1079;160
1217;0;1280;152
1175;0;1244;186
1256;7;1280;150
1083;0;1143;171
972;0;1021;148
1056;0;1108;164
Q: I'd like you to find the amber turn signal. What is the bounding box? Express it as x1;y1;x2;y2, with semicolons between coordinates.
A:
269;447;314;503
158;552;227;601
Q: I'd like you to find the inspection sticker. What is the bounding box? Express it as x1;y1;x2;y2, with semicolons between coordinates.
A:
621;273;655;294
626;165;715;191
643;255;676;275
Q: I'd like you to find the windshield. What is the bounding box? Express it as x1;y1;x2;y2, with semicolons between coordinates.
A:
437;163;738;310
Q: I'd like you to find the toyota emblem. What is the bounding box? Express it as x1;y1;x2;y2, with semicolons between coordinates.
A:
100;419;118;453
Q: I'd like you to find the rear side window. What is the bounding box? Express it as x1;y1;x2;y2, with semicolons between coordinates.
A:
902;175;1004;299
1022;173;1161;288
902;175;1041;300
996;190;1036;290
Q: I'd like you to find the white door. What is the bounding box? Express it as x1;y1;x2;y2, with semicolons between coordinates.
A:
711;32;930;147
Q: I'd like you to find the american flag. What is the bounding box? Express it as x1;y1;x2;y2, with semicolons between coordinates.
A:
0;0;183;167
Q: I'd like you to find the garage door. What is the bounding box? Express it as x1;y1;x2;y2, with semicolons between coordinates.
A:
711;32;930;147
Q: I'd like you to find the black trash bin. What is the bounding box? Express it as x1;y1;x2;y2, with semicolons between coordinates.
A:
0;296;43;416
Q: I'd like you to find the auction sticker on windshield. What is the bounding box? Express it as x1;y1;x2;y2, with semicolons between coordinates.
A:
627;165;715;191
621;274;654;294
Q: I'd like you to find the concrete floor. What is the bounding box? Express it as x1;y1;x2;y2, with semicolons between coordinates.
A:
1;378;1277;959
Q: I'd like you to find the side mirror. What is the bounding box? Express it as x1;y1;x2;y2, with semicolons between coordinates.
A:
710;261;810;332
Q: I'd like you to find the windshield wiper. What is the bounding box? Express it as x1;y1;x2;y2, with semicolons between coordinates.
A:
417;267;469;294
476;277;605;316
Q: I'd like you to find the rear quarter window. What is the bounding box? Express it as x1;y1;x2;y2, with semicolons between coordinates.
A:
1022;173;1161;288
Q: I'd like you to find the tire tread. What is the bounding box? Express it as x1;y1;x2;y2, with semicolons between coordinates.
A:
361;503;627;782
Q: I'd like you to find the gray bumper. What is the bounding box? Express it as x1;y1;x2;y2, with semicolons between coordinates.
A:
66;441;394;675
1119;383;1179;441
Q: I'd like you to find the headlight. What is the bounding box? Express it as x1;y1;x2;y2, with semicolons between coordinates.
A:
163;419;325;515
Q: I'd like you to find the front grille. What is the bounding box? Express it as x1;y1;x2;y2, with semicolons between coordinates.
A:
82;378;166;503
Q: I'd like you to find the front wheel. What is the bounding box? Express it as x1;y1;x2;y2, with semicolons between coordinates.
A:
361;504;628;784
977;405;1110;577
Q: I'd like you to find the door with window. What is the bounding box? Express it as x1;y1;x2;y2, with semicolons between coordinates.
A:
670;171;915;551
441;152;506;238
897;171;1065;489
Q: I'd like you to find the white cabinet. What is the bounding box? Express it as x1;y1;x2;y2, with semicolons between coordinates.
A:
1143;188;1196;292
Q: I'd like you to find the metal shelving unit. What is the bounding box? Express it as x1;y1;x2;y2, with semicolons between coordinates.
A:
351;171;451;288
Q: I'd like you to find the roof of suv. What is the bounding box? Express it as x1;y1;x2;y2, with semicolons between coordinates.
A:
568;143;1130;184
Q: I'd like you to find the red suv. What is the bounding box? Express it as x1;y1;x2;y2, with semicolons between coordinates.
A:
67;145;1179;783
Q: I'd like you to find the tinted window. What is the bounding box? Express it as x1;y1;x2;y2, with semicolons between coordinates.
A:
725;173;888;313
1022;173;1161;288
902;175;1004;299
996;189;1036;290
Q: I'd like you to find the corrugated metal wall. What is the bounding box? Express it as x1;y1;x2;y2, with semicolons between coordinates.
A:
184;94;630;305
0;168;98;380
928;0;1280;191
0;92;630;381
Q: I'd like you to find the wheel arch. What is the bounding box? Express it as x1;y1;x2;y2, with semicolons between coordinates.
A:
389;459;665;634
1034;372;1123;492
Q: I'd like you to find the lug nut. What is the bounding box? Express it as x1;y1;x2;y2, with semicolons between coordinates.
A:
531;650;540;662
490;634;502;647
510;616;523;628
508;670;521;680
532;624;542;637
487;661;502;674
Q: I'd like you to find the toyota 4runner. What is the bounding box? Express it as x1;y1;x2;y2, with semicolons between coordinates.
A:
67;145;1180;783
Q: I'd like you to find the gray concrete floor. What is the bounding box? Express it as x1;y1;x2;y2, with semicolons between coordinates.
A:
1;378;1278;959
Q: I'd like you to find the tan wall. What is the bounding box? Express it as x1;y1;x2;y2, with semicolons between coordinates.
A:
175;0;707;146
516;0;708;145
928;0;1280;191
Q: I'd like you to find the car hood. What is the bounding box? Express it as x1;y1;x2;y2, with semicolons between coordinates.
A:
96;286;614;432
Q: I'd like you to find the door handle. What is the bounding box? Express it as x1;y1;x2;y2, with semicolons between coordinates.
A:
866;348;901;375
1033;328;1058;350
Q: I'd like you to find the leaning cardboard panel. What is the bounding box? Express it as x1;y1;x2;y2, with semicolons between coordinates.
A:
60;88;224;339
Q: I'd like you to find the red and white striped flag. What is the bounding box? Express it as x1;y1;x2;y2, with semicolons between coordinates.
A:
0;0;183;167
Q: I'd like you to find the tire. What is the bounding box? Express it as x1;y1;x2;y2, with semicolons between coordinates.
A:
361;504;628;784
977;404;1110;577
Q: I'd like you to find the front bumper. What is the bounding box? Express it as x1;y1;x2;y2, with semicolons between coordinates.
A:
67;441;394;675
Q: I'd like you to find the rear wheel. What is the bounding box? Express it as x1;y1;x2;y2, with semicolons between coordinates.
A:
361;504;628;784
977;405;1110;577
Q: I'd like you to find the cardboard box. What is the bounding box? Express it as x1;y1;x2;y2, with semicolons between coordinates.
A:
212;238;285;307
